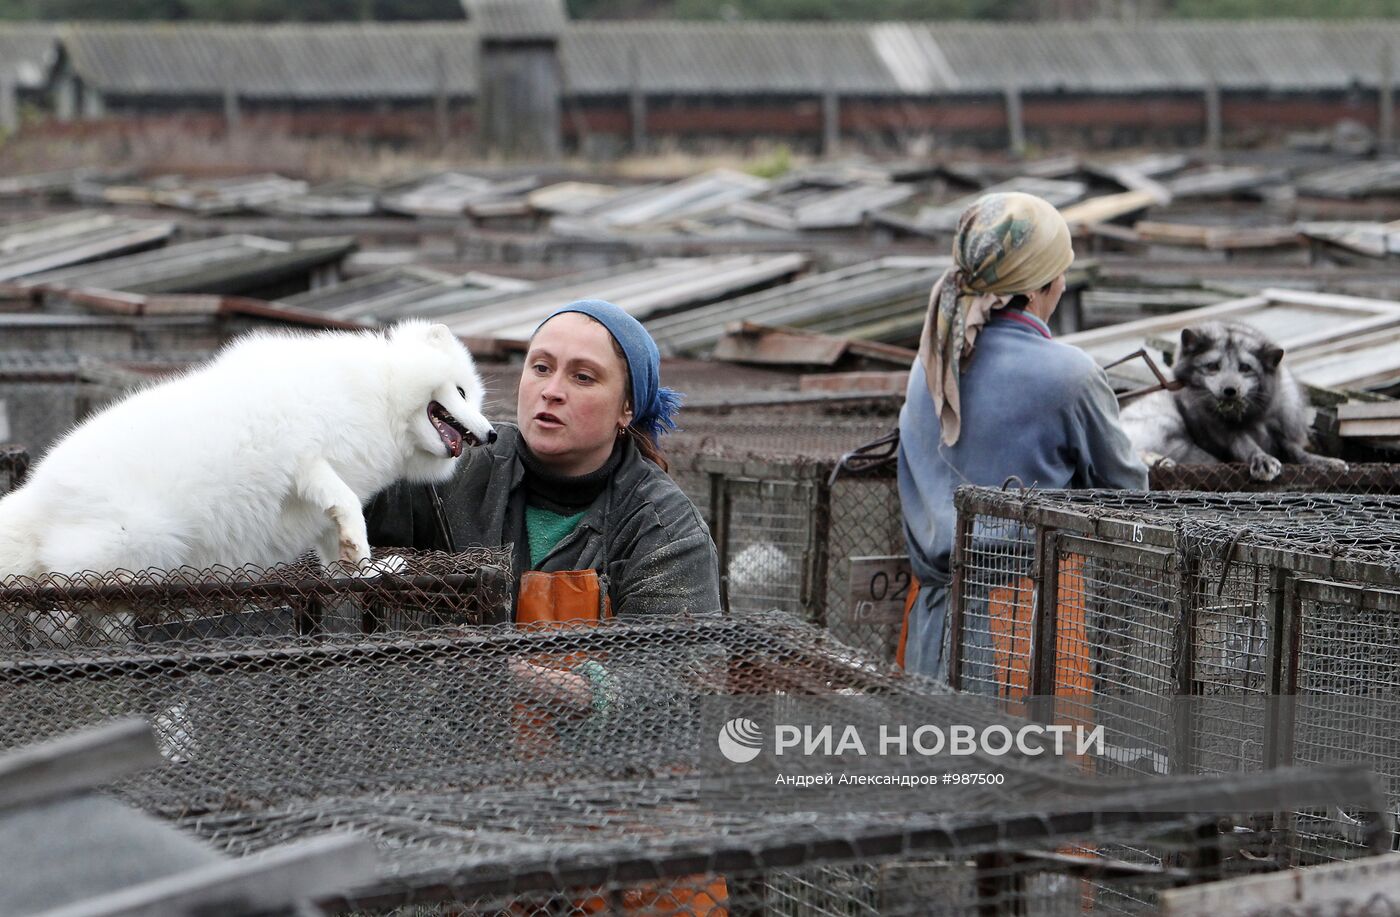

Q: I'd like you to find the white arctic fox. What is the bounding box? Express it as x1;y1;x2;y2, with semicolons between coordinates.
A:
0;320;494;579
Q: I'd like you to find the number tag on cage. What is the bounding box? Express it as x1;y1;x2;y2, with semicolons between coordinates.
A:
848;555;914;626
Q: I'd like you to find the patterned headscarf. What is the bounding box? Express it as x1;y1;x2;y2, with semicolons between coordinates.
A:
918;191;1074;446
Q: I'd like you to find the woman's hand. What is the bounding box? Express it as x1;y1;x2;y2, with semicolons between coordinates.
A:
510;658;594;713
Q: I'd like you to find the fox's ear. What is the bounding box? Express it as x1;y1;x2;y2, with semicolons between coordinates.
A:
428;324;457;345
1179;327;1202;354
1261;346;1284;371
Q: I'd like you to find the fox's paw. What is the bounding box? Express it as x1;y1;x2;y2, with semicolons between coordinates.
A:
1249;454;1282;482
1144;451;1176;470
352;554;408;579
338;536;371;567
1310;455;1349;473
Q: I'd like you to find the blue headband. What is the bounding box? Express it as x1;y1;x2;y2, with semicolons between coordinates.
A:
538;299;683;445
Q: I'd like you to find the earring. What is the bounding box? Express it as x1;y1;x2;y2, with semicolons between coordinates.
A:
617;426;626;438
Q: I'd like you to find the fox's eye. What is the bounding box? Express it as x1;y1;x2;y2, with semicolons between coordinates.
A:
456;386;465;398
1204;361;1220;372
1241;366;1255;375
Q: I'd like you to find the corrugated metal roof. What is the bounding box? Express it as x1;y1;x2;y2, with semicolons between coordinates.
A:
18;234;355;295
60;23;478;100
463;0;566;40
0;212;176;283
647;256;948;355
915;21;1400;93
563;22;895;94
0;25;60;88
30;20;1400;99
433;253;807;339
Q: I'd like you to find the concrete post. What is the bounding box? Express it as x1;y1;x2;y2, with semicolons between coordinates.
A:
1380;40;1395;154
822;86;840;158
1204;72;1222;154
1004;83;1026;157
0;74;17;133
223;85;241;134
434;47;449;149
629;45;646;154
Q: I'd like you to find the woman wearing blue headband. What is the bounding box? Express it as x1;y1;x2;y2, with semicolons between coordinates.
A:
366;299;721;625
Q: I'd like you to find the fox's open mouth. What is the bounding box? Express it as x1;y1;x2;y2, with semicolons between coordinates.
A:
1214;398;1247;420
427;401;471;458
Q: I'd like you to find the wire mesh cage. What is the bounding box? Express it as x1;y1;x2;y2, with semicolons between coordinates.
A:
665;400;906;666
0;547;514;651
949;487;1400;860
0;610;1387;915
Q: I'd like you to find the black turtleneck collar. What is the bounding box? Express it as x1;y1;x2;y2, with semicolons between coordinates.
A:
517;437;625;515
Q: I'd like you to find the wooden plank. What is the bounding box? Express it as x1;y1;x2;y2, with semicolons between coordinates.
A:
40;833;378;917
1260;286;1400;315
1061;295;1269;348
1161;853;1400;917
0;719;159;812
1337;401;1400;421
1060;189;1160;228
1338;417;1400;439
713;328;845;365
799;371;909;395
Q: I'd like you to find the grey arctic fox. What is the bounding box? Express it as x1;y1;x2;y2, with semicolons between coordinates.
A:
1119;321;1347;482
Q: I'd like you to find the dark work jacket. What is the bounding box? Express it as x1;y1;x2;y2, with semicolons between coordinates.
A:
364;423;722;622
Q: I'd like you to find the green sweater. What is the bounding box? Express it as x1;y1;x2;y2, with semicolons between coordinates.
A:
525;505;587;568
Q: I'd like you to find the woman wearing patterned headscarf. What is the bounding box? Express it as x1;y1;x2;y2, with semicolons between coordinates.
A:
897;192;1146;681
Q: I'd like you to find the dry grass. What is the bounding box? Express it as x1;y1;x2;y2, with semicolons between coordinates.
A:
0;118;822;184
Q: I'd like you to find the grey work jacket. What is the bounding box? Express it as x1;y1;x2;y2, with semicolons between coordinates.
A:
364;424;722;621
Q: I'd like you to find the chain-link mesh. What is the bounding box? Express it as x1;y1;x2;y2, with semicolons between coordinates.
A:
1291;580;1400;862
824;473;907;661
1051;539;1177;781
1147;463;1400;495
954;514;1037;701
667;403;906;664
1189;547;1275;780
949;486;1400;868
0;548;513;650
0;609;1385;915
722;475;816;618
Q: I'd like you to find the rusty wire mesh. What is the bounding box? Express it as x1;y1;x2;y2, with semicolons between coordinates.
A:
0;547;513;651
0;610;1385;915
1147;463;1400;495
950;486;1400;861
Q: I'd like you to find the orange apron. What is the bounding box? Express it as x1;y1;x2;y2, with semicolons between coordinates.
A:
513;568;729;917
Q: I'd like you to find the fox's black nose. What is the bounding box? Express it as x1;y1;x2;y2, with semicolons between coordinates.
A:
486;429;498;445
1222;386;1238;398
